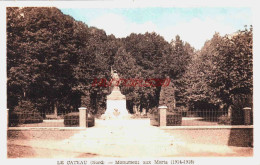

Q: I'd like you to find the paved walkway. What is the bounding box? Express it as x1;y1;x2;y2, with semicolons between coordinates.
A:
8;119;253;157
60;119;182;157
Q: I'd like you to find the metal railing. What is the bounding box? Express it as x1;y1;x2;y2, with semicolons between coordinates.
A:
150;107;253;126
8;108;94;128
8;107;253;127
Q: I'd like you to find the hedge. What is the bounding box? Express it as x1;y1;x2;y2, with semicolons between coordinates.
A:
64;112;95;127
9;111;43;127
8;100;43;126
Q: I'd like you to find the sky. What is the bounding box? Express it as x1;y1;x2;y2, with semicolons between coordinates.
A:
60;8;252;49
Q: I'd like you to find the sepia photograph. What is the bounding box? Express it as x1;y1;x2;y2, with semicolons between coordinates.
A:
0;0;258;164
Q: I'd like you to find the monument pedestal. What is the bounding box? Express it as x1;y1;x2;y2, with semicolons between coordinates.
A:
102;88;130;119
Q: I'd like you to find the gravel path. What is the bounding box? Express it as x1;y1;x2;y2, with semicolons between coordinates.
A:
7;119;253;158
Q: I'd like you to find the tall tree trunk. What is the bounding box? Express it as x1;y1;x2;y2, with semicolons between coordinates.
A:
142;108;146;115
228;105;232;119
82;90;91;107
137;105;141;115
133;105;137;114
173;97;176;110
23;88;26;98
54;101;58;117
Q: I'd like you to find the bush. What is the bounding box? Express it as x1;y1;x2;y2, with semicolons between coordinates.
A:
64;112;95;127
149;110;182;126
218;114;231;125
166;112;182;126
148;107;159;115
9;100;43;126
159;78;176;112
175;106;188;117
130;113;148;119
150;114;159;126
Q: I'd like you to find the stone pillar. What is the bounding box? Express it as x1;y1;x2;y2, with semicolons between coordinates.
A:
79;107;87;128
243;107;252;125
7;109;9;128
159;106;167;127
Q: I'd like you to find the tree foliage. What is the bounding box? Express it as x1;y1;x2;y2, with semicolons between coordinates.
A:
7;7;116;115
7;7;252;118
183;28;253;111
159;78;176;112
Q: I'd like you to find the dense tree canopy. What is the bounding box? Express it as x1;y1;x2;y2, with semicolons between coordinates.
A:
7;7;115;115
7;7;253;118
183;28;253;111
7;7;79;114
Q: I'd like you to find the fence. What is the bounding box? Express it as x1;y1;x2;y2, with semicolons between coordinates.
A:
150;106;253;126
8;107;94;128
8;106;253;127
181;108;250;126
150;94;253;127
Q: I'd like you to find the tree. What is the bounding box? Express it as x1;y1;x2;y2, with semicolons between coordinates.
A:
183;27;253;114
211;27;253;110
183;33;223;109
122;32;173;113
159;78;176;112
113;46;141;113
8;7;252;121
168;35;194;108
7;7;119;116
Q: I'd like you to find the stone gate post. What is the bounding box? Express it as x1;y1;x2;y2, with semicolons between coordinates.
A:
159;106;167;127
243;107;252;125
79;107;87;128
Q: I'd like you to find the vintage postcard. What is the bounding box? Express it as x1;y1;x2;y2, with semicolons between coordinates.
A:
0;0;258;165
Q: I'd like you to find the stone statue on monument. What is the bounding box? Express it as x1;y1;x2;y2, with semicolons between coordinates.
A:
111;68;120;91
101;67;130;119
